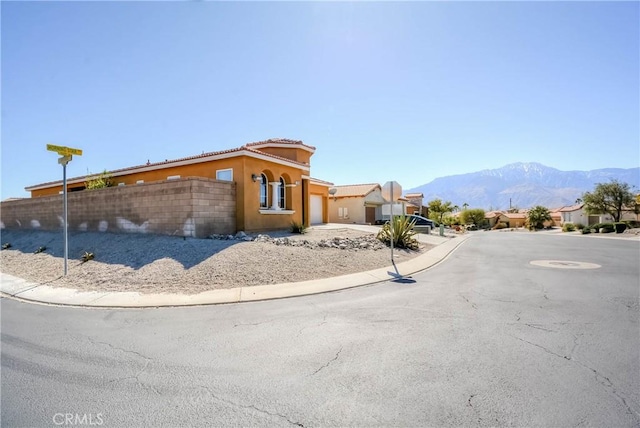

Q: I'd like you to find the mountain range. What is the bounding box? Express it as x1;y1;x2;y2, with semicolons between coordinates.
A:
405;162;640;211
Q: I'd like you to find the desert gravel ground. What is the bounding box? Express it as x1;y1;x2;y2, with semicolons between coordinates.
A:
0;228;430;294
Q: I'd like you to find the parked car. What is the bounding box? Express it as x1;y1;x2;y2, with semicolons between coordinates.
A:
406;214;436;229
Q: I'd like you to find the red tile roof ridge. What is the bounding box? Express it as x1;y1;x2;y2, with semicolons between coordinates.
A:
245;138;317;151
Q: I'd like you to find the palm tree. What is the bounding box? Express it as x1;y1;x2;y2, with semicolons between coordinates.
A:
462;203;469;211
527;206;552;230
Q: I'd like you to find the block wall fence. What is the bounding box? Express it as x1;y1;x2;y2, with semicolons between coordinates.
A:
0;177;236;238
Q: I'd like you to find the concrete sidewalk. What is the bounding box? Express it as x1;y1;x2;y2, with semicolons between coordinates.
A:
0;230;470;308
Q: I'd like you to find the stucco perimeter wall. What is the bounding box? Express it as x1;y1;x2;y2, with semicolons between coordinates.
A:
1;178;236;238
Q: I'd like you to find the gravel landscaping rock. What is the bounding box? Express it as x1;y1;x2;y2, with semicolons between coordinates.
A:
0;228;430;295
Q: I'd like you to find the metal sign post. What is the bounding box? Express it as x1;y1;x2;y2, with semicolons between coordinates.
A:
382;181;403;276
47;144;83;276
58;155;72;275
390;183;394;267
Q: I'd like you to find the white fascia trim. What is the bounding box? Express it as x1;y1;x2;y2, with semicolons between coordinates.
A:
259;209;296;215
26;150;310;191
309;180;334;187
249;143;315;153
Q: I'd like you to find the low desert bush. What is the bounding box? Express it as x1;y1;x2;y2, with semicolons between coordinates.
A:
562;223;576;232
290;222;307;234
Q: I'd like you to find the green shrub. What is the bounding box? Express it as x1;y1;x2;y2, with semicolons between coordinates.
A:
599;223;615;233
581;227;592;234
85;170;113;190
614;222;627;234
575;223;585;230
377;216;419;250
562;223;576;232
290;221;307;234
625;220;640;228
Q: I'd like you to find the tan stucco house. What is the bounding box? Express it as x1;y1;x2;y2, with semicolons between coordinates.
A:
328;183;387;224
9;138;333;235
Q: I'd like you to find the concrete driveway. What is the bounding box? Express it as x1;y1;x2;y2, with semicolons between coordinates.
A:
2;231;638;427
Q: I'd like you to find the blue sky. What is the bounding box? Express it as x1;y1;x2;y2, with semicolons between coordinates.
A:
2;1;638;199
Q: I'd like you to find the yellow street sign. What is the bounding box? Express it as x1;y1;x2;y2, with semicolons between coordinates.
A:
47;144;83;156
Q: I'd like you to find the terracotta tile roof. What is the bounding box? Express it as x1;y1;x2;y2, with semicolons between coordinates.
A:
503;212;526;219
484;210;527;219
26;143;309;190
244;138;316;152
333;183;381;198
559;204;584;212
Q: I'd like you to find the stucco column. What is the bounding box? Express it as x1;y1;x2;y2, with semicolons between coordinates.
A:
270;182;281;210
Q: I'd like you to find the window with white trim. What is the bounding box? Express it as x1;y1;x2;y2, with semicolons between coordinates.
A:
259;174;268;208
216;168;233;181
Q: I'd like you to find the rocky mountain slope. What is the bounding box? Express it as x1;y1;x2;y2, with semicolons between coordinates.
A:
406;162;639;210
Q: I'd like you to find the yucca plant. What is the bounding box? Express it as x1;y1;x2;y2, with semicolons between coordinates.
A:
377;215;419;250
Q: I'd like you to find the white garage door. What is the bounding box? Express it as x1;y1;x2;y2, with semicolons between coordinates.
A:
310;195;324;225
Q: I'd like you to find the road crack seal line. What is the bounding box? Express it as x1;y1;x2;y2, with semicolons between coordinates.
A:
506;333;570;360
459;293;477;309
297;312;329;337
87;337;159;394
506;333;639;422
524;323;557;333
197;385;304;427
87;337;153;362
310;346;343;376
233;318;277;328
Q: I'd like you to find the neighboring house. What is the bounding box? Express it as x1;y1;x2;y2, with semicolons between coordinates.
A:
22;138;332;233
404;192;428;217
485;211;526;228
327;183;386;224
560;203;638;226
559;204;588;225
548;208;563;227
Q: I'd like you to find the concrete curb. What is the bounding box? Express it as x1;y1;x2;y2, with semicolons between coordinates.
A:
0;234;471;309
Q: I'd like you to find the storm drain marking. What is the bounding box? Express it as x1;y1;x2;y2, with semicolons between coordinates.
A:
530;260;601;270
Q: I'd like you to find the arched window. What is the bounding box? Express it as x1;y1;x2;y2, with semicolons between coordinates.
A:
279;177;286;210
259;174;268;208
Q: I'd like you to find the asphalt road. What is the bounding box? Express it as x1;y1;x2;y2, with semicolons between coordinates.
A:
2;232;639;427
